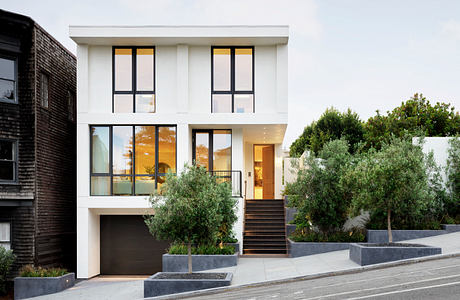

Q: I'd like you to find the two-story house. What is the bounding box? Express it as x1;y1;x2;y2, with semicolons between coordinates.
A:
0;9;76;275
70;25;288;278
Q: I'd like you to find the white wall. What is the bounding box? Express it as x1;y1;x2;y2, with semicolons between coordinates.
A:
416;137;456;183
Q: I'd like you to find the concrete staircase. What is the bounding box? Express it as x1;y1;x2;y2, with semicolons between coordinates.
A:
243;199;287;255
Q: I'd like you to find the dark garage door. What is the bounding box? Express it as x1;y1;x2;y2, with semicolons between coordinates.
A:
100;215;170;275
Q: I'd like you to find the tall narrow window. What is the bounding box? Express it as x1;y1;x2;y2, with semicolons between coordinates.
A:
0;222;11;250
40;72;49;108
113;47;155;113
0;140;17;183
90;125;176;196
212;47;254;113
0;56;17;103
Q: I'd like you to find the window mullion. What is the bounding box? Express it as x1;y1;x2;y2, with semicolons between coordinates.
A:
132;47;136;112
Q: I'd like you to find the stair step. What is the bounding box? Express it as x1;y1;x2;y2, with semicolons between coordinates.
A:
243;249;287;254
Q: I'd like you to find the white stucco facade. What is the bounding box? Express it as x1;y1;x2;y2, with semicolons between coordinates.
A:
71;26;289;278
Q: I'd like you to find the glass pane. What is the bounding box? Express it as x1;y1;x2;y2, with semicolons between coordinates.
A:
235;48;253;91
0;79;15;101
156;175;166;194
195;132;209;170
135;126;155;175
0;161;14;181
113;126;133;175
0;222;11;242
115;48;132;91
158;127;176;173
213;48;231;91
234;94;253;113
213;130;231;171
91;127;110;173
136;48;154;91
113;176;133;195
0;57;15;80
135;176;155;195
114;94;133;113
135;94;155;113
212;94;232;113
0;140;13;160
91;176;110;196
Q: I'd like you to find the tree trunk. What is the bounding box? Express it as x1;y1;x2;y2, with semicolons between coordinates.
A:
187;242;192;274
387;208;393;243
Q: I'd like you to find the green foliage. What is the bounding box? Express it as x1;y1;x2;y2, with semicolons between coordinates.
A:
168;244;235;255
289;108;364;157
446;137;460;221
215;182;238;245
0;247;15;295
364;94;460;149
18;265;67;278
285;139;354;232
289;227;366;243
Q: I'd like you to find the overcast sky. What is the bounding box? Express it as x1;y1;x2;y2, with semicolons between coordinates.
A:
2;0;460;148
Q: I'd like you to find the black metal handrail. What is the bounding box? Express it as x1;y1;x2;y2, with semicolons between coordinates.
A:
208;170;242;198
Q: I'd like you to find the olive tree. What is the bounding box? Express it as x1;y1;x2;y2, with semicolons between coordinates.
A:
346;137;432;242
144;164;234;273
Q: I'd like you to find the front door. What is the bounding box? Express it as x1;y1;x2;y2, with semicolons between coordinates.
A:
254;145;274;199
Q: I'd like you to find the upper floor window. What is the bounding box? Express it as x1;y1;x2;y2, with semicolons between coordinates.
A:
212;47;254;113
0;55;17;103
40;72;49;108
113;47;155;113
0;139;17;183
0;222;11;250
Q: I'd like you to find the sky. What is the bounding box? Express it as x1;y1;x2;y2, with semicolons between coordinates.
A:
2;0;460;148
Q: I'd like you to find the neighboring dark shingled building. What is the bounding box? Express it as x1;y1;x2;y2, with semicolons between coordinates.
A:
0;9;76;277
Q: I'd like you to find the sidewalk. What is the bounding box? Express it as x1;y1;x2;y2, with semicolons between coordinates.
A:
31;231;460;300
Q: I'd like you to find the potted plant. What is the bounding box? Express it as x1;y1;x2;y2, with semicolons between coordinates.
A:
346;137;442;265
14;265;75;300
143;164;236;297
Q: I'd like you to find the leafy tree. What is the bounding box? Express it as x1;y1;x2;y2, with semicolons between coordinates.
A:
365;94;460;149
345;137;434;242
446;137;460;222
289;108;364;157
285;139;354;233
0;247;15;295
144;164;235;273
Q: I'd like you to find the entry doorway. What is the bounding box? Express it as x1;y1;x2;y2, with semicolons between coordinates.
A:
253;144;274;199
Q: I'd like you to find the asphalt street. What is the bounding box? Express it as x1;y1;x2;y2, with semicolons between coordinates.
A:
182;256;460;300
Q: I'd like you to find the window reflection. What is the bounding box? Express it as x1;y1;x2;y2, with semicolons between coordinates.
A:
195;132;209;170
114;94;133;113
212;94;232;113
114;48;132;91
136;48;154;91
91;176;110;196
91;127;110;173
135;176;155;195
158;127;176;173
113;176;133;195
234;94;254;113
213;130;231;171
213;48;231;91
112;126;133;175
235;48;253;91
135;94;155;113
135;126;155;175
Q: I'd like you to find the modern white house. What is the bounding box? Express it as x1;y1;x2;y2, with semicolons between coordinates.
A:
70;25;289;278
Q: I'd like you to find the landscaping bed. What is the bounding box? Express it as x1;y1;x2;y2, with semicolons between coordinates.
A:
14;271;75;300
144;272;232;297
349;243;442;266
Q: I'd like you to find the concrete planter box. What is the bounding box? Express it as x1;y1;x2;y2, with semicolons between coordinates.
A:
286;224;296;237
144;272;232;297
367;229;452;243
162;253;238;272
14;272;75;300
442;224;460;233
285;207;298;224
349;243;442;266
226;242;240;254
288;239;350;258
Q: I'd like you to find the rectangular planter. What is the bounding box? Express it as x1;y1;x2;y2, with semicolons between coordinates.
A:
14;272;75;300
349;243;442;266
162;253;238;272
144;272;232;297
288;239;350;258
442;224;460;233
286;224;296;237
366;229;450;243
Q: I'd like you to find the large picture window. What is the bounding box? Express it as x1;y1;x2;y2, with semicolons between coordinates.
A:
90;125;176;196
113;47;155;113
211;47;254;113
0;139;17;183
192;129;231;171
0;55;17;103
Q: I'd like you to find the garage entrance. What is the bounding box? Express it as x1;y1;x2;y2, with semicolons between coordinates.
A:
100;215;169;275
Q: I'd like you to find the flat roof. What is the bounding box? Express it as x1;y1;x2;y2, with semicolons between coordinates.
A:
69;25;289;46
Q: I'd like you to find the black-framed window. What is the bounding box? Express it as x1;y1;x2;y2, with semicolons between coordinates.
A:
192;129;232;171
0;221;11;250
0;55;17;104
40;72;49;108
0;139;18;183
90;125;176;196
113;47;155;113
211;47;254;113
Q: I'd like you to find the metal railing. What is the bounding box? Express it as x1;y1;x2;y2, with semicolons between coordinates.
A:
208;170;242;198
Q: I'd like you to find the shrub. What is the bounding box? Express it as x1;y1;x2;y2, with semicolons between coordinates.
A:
215;182;238;245
446;137;460;222
0;247;15;295
19;265;67;277
289;227;365;243
168;244;234;255
285;139;354;233
144;164;235;273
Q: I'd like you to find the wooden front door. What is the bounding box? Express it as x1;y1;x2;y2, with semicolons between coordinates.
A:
262;145;274;199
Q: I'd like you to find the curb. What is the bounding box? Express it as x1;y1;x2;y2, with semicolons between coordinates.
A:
146;251;460;299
